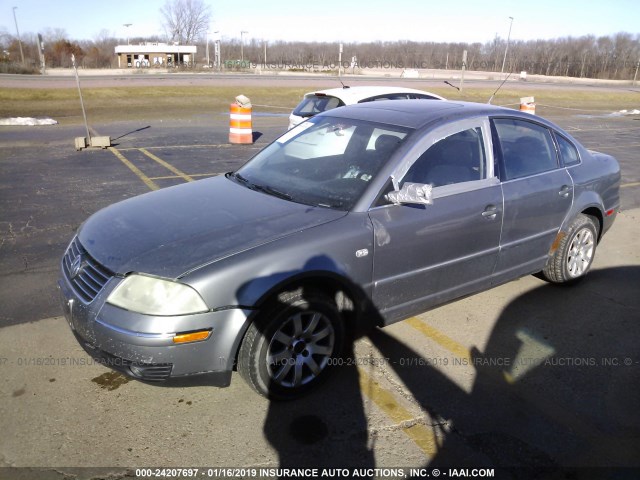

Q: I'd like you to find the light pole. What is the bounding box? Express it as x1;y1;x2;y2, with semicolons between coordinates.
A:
123;23;132;45
12;7;24;65
501;16;514;75
240;30;248;62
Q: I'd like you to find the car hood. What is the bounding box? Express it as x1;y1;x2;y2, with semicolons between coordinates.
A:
78;175;345;278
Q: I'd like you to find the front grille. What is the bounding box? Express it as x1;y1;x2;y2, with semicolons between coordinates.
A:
62;237;113;303
75;333;173;381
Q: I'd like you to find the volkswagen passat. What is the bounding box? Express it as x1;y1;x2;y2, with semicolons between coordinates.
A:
59;101;620;399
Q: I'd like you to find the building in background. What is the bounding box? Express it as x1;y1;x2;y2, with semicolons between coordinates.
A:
115;43;197;68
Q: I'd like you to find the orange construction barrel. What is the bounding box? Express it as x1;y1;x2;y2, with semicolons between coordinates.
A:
229;96;253;144
520;96;535;115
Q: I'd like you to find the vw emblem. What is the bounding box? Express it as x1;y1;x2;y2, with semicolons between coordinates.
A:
70;254;85;279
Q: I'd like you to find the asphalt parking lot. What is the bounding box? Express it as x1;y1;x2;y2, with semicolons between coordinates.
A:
1;104;639;478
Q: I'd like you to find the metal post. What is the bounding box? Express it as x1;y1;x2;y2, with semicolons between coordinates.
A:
501;16;514;75
459;50;467;91
12;7;24;65
240;31;247;62
123;23;132;45
206;33;210;66
72;54;91;142
634;59;639;86
37;33;45;74
338;43;343;77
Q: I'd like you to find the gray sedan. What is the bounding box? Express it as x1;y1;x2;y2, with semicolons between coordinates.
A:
58;100;620;399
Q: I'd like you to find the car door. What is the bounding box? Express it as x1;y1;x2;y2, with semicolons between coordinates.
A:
369;117;503;324
491;117;574;283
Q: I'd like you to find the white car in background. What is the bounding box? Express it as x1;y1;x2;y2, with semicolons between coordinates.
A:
288;86;446;129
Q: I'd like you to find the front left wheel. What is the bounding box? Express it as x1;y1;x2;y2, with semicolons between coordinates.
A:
237;289;345;400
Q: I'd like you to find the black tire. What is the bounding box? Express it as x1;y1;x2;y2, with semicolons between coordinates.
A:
541;214;598;284
237;289;345;400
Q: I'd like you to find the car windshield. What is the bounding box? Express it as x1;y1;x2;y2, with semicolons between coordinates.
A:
292;95;344;117
232;117;412;210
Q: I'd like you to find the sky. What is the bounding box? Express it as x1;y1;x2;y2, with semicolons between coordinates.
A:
1;0;639;44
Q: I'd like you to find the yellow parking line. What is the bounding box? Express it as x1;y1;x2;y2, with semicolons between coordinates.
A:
139;148;194;182
358;368;438;456
117;144;260;151
621;182;640;189
406;316;613;447
406;317;471;361
108;147;159;191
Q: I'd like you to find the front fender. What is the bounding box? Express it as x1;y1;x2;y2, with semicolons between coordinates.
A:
182;212;375;311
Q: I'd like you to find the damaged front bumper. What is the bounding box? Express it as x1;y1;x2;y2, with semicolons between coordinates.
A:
58;271;252;387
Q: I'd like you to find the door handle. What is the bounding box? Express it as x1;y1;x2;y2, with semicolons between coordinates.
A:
558;185;571;198
482;205;499;219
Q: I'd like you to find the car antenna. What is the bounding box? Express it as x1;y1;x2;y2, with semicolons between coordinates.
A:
488;72;513;104
339;77;350;89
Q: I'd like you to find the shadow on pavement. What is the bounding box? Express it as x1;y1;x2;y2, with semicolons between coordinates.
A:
260;266;640;476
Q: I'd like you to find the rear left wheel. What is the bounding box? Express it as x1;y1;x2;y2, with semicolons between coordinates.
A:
542;214;598;283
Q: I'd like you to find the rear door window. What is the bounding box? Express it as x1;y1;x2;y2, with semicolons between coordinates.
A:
359;93;411;102
555;134;580;166
409;93;442;100
359;93;442;103
493;118;558;180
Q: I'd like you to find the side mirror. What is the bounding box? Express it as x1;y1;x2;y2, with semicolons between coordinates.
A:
386;182;433;206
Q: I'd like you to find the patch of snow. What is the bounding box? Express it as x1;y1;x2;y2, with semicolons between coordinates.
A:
0;117;58;126
616;109;640;115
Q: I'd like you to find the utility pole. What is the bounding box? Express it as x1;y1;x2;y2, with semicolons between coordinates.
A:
12;7;24;65
634;59;640;86
501;16;514;75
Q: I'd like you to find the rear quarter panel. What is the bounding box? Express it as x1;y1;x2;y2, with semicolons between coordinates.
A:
565;147;621;238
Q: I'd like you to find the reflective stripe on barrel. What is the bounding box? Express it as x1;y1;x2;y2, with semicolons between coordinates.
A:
229;103;253;144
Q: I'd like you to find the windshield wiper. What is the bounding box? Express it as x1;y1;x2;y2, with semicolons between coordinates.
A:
254;184;292;201
226;172;292;201
226;171;250;185
227;171;261;191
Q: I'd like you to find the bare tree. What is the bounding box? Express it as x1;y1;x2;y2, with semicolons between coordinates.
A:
160;0;211;44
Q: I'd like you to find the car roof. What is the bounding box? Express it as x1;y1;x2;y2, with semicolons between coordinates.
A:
304;85;446;103
316;99;556;130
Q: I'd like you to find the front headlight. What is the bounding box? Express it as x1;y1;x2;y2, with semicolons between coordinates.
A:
107;274;208;316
